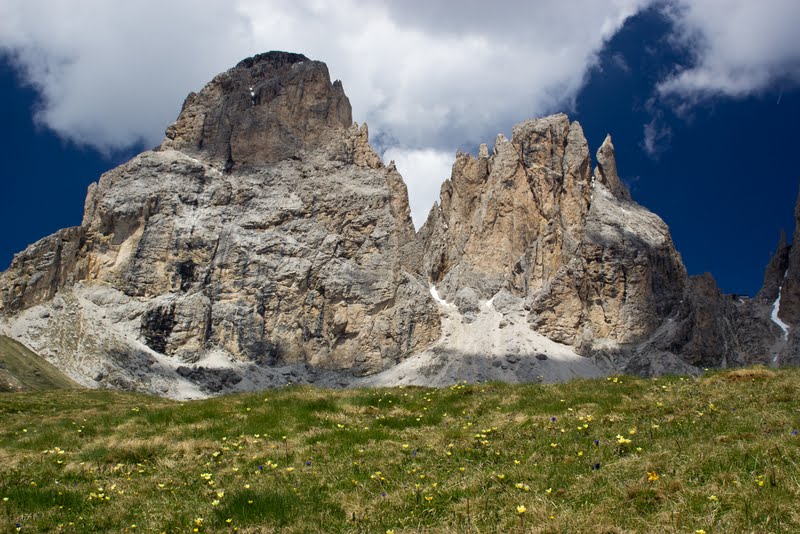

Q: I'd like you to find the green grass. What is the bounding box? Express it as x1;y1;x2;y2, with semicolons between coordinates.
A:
1;367;799;532
0;336;78;392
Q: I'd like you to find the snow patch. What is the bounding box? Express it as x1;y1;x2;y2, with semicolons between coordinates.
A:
430;285;454;308
771;288;790;341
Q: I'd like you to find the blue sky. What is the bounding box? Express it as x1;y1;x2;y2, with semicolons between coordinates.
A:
1;2;799;296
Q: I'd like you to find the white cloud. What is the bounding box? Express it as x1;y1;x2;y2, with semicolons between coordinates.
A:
641;118;672;158
3;1;799;220
0;0;253;153
239;0;652;150
658;0;800;99
382;147;453;228
0;0;651;220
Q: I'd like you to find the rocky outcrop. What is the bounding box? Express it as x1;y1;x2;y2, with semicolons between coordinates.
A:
419;116;594;299
594;135;631;202
756;190;800;365
162;51;353;169
418;114;689;355
0;52;440;395
0;51;794;396
417;113;788;373
0;227;86;312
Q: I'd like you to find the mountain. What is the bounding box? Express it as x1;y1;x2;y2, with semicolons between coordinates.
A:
0;52;792;397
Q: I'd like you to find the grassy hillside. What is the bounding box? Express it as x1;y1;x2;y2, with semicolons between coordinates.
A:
0;335;78;392
0;367;798;533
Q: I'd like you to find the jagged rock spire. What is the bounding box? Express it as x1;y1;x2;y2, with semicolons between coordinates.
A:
594;134;631;201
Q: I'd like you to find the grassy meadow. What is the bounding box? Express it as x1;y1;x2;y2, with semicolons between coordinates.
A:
0;367;799;533
0;336;78;393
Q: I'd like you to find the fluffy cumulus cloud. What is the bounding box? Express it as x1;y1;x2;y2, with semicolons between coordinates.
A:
658;0;800;99
0;0;253;152
0;0;649;224
0;0;650;154
2;0;798;222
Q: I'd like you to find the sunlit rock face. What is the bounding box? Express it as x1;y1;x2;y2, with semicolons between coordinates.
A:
0;51;789;397
0;52;440;395
418;115;684;350
417;113;782;372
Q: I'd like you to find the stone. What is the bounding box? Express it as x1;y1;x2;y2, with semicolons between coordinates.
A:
453;287;480;315
594;134;631;201
162;52;352;169
0;51;441;396
0;50;792;396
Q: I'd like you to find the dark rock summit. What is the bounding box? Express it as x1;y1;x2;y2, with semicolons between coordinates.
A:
162;51;353;168
0;51;794;397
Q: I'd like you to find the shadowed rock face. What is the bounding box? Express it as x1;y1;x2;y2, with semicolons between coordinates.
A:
0;51;792;396
758;230;789;305
760;191;800;365
777;192;800;325
162;51;354;168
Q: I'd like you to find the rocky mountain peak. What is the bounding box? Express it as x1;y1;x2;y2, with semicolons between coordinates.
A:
162;50;353;169
757;229;789;304
235;51;310;69
594;134;632;201
1;51;795;397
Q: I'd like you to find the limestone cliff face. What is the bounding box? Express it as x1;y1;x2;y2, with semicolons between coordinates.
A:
419;115;688;353
417;114;787;372
420;116;594;300
0;51;792;396
0;52;439;391
162;51;354;168
756;230;789;305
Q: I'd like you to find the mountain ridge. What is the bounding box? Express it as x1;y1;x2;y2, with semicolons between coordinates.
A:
0;51;794;397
